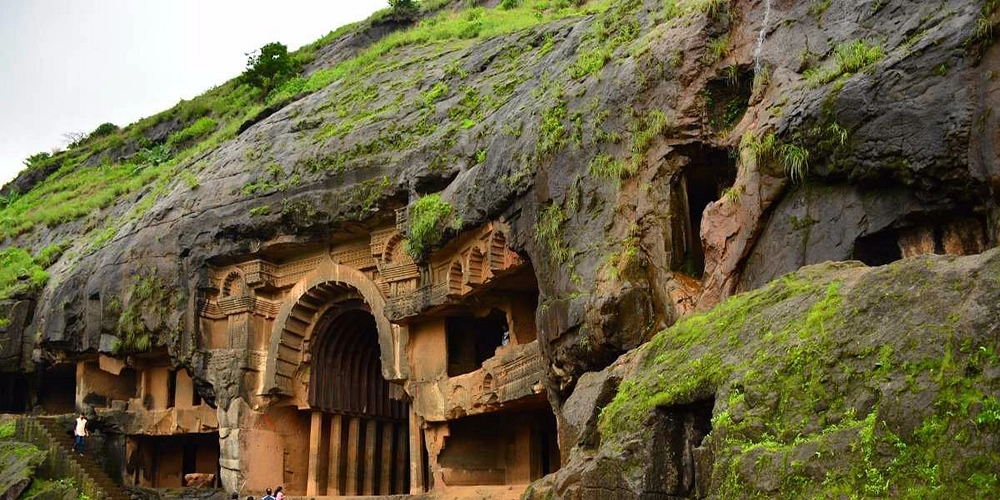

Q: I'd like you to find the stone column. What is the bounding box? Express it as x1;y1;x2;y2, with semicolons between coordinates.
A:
395;423;407;494
363;419;377;495
409;407;425;494
306;411;324;496
345;417;361;495
379;422;393;494
327;414;343;496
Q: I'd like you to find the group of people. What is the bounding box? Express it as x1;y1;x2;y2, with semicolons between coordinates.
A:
235;486;284;500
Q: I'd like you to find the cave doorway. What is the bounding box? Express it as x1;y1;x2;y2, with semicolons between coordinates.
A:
307;301;410;496
853;229;902;266
435;401;559;486
0;374;29;412
673;146;737;277
37;363;76;414
446;309;509;377
127;433;221;488
649;397;715;497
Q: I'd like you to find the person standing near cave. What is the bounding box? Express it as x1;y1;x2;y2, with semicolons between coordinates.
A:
261;488;275;500
274;486;284;500
72;413;88;455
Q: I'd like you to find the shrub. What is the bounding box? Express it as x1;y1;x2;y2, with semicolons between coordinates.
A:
241;42;300;97
0;248;49;300
405;194;461;260
500;0;521;9
91;122;119;138
389;0;416;10
22;152;51;169
422;82;450;107
167;117;218;146
535;203;570;263
804;39;884;86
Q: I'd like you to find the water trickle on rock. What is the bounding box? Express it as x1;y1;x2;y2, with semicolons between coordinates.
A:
754;0;772;75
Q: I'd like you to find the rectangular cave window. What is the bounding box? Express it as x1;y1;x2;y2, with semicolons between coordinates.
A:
674;146;737;278
446;309;509;377
166;370;176;409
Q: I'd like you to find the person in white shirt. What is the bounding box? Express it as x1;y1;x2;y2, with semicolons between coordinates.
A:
72;413;88;455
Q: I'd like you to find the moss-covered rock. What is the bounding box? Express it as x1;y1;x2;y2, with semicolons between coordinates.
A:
0;441;47;500
533;250;1000;499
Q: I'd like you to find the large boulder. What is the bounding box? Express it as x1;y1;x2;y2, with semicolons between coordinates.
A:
531;249;1000;498
0;441;46;500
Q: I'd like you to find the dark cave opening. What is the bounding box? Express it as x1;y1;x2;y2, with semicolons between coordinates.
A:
38;363;76;414
853;215;989;267
853;230;902;267
650;397;715;497
0;374;29;412
446;308;509;377
673;146;738;277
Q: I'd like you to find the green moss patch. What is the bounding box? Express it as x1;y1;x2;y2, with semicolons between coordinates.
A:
405;194;461;260
596;252;1000;498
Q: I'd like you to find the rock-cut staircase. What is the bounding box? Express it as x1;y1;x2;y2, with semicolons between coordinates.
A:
16;416;130;500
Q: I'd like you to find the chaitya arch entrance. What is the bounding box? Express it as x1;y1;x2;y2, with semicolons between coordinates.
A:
305;300;409;496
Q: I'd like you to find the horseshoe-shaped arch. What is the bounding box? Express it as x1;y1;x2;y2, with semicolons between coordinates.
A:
262;260;407;396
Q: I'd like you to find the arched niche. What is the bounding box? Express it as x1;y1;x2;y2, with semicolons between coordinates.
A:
467;246;485;285
262;261;407;396
448;260;465;296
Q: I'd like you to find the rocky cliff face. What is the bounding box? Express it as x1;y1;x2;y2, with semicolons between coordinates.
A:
527;250;1000;498
1;0;998;497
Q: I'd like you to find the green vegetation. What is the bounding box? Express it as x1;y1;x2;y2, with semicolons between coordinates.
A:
405;194;461;260
535;202;571;263
804;39;885;86
241;41;300;98
568;0;642;79
740;131;810;182
0;419;15;438
90;122;119;138
0;0;614;251
422;82;450;108
967;0;998;55
595;253;1000;498
588;110;668;182
269;2;606;105
20;478;78;500
112;270;181;353
538;99;568;155
705;35;730;64
0;246;65;301
167;117;218;146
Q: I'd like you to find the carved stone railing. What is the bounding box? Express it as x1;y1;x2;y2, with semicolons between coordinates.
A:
492;342;545;403
383;283;449;321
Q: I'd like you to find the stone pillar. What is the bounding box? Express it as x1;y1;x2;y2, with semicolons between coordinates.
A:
345;417;361;495
395;423;407;494
409;408;425;494
327;414;343;496
363;419;377;495
306;411;324;496
379;422;393;494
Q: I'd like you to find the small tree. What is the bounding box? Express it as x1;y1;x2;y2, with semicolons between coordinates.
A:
241;42;299;98
22;152;51;169
389;0;416;10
